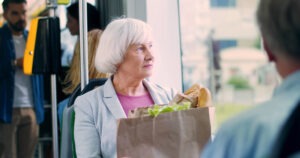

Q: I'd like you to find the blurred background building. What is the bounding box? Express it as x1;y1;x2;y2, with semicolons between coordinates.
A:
179;0;278;105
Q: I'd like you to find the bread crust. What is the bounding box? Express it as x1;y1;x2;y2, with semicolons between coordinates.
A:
197;87;211;107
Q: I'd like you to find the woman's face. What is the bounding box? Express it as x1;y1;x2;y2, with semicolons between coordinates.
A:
117;42;154;79
66;13;79;35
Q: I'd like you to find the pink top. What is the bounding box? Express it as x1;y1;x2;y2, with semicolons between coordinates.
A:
117;92;154;116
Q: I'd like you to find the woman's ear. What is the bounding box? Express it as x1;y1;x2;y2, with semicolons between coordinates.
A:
263;39;276;62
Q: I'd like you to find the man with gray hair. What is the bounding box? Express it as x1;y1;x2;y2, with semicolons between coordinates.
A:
0;0;44;157
201;0;300;157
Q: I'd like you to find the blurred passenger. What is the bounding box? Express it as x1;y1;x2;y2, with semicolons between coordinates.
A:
0;0;44;157
201;0;300;157
74;18;177;157
63;2;101;68
61;2;101;67
58;29;109;127
61;1;101;75
62;1;101;69
66;2;101;36
57;2;102;105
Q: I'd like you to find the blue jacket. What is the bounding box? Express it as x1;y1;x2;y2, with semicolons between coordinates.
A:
0;23;44;124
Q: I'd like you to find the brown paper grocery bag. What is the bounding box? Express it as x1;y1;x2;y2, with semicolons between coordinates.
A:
116;106;215;158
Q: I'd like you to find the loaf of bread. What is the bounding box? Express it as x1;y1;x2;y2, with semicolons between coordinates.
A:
171;84;212;107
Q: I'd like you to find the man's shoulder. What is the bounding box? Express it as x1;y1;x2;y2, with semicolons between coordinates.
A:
215;93;300;148
0;27;3;35
0;27;3;45
205;101;276;157
221;100;287;130
0;25;12;39
0;24;8;33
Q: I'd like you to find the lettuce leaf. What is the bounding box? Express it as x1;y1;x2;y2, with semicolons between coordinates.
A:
148;102;191;117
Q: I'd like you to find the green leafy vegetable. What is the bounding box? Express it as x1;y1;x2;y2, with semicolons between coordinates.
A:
148;102;191;117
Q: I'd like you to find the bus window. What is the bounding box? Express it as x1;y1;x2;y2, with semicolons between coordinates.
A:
178;0;279;131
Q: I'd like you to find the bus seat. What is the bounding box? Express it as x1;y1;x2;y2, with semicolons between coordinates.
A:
60;106;74;158
60;78;107;158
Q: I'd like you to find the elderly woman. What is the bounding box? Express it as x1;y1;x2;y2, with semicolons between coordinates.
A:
74;18;177;157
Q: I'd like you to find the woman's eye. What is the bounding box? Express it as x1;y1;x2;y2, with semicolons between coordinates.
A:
136;47;144;53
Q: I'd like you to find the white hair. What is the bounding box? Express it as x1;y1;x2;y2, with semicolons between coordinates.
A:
94;18;153;74
257;0;300;59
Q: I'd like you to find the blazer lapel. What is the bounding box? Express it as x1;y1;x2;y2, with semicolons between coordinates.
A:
102;78;127;119
143;79;171;105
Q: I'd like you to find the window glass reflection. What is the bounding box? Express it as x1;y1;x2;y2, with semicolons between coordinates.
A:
178;0;278;129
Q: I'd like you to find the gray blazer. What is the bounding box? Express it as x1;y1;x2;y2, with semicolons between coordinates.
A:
74;78;177;158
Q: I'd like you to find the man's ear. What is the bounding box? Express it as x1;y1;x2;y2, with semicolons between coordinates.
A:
263;39;276;62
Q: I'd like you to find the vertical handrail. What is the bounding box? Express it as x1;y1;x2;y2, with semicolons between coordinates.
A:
207;30;216;102
46;0;59;158
79;0;89;90
50;75;59;158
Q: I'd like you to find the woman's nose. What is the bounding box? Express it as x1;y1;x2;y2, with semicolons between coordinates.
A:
145;47;154;60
